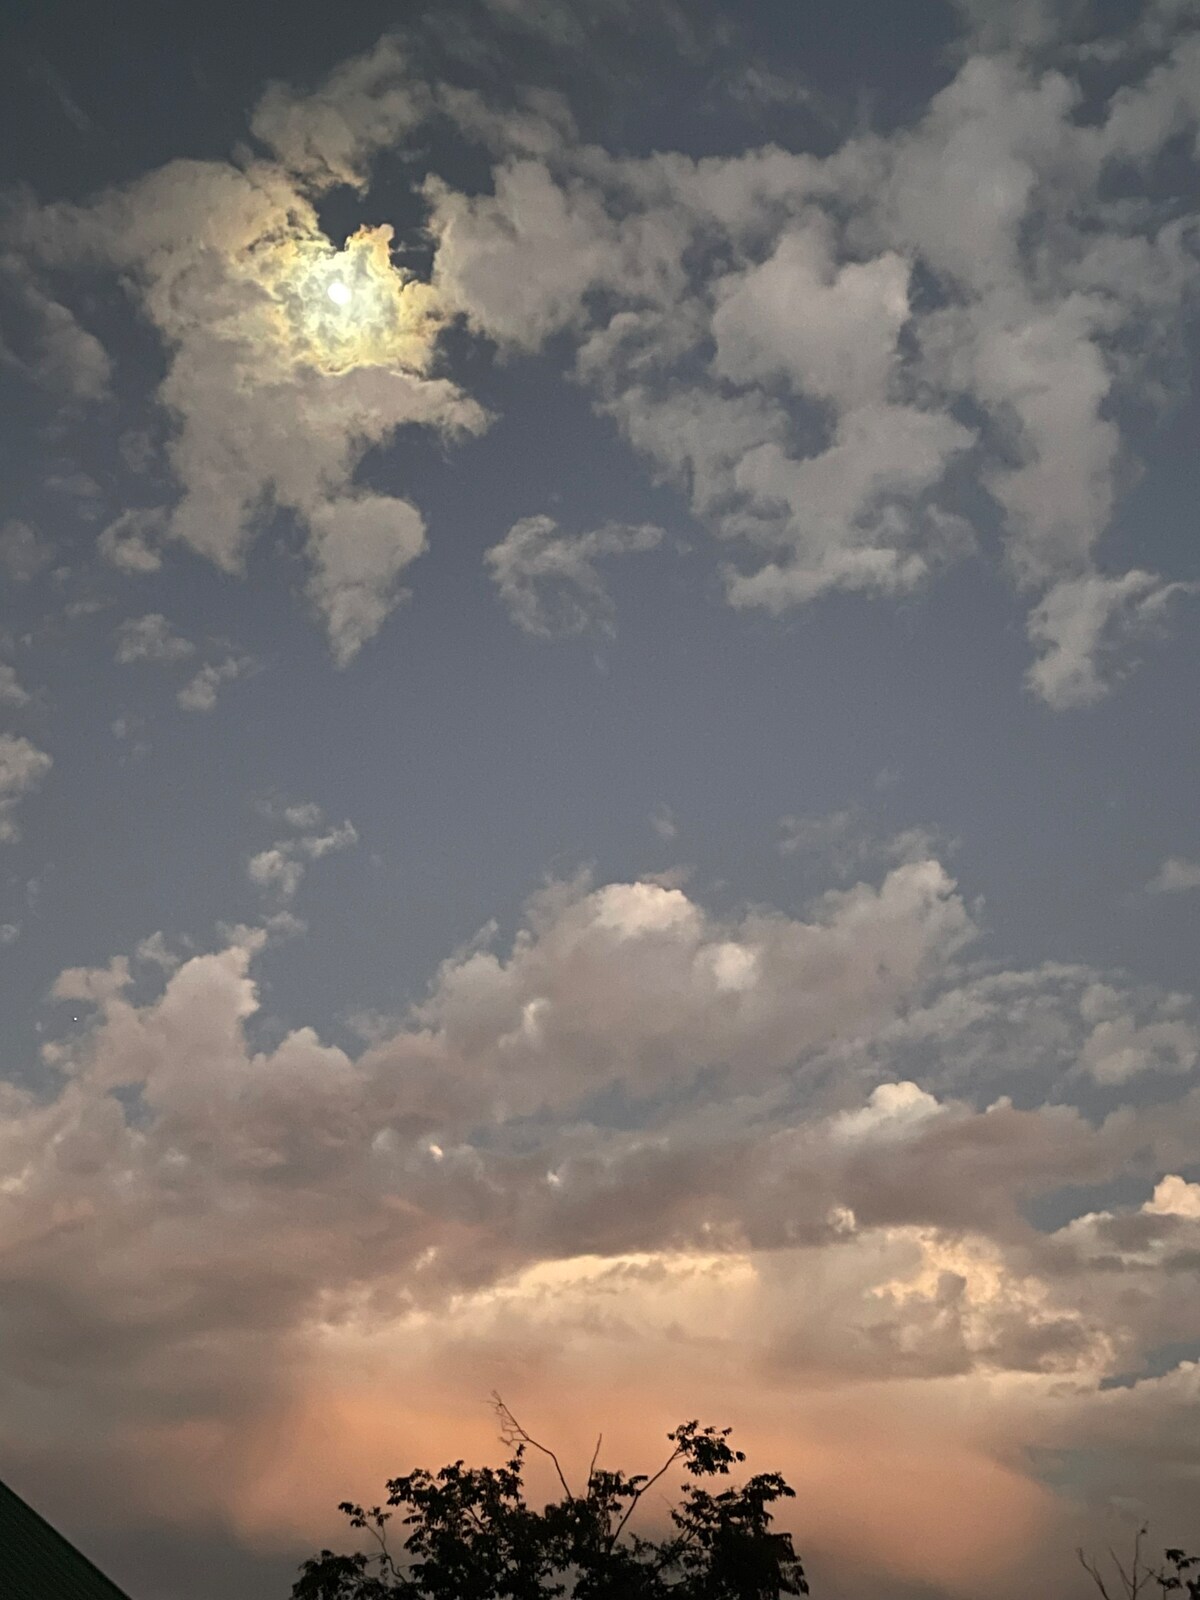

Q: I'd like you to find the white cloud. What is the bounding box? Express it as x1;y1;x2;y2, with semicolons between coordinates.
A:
15;43;488;662
417;26;1200;702
831;1080;945;1142
247;812;359;902
304;493;428;666
10;15;1198;690
0;664;31;708
247;848;306;902
1025;571;1194;708
0;734;52;843
135;932;178;971
1147;857;1200;894
711;223;911;408
98;509;165;574
486;514;663;638
177;655;253;713
1145;1173;1200;1218
113;613;195;665
427;159;633;351
249;35;429;192
1077;1005;1198;1085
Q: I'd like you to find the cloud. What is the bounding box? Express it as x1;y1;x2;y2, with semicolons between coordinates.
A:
247;808;359;902
112;616;254;709
486;514;663;638
0;734;52;842
98;510;165;574
12;42;488;663
418;19;1200;700
1074;983;1198;1084
1025;571;1194;709
711;223;911;409
0;520;53;582
947;0;1096;53
177;655;254;714
1148;857;1200;894
113;614;195;665
7;849;1200;1592
0;664;31;708
0;261;111;402
27;54;97;135
9;11;1198;688
304;493;428;667
249;35;429;193
778;808;948;877
650;804;677;841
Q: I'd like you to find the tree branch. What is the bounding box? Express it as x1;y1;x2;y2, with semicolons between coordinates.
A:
1081;1547;1118;1600
491;1391;575;1501
607;1446;684;1552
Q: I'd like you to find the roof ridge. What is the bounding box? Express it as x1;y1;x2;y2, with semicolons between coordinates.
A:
0;1475;134;1599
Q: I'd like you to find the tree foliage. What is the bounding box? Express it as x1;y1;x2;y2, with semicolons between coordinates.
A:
292;1395;807;1600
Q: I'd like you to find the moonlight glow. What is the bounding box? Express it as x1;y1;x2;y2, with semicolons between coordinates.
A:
236;222;445;376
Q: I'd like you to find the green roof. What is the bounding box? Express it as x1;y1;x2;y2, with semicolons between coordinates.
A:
0;1476;133;1599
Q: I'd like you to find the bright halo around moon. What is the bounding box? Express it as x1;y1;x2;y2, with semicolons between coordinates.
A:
239;223;443;378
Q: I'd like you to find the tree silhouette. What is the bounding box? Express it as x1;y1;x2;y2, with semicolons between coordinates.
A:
292;1394;807;1599
1077;1524;1200;1600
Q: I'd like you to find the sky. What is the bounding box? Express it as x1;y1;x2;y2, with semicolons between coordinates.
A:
1;0;1199;1595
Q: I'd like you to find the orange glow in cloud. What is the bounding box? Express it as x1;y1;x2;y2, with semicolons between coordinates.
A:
235;221;444;378
116;1248;1072;1599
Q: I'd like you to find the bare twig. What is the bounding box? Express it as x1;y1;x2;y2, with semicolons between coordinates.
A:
491;1391;575;1501
1081;1524;1158;1600
1080;1547;1117;1600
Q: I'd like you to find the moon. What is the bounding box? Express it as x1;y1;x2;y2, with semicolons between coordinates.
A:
326;279;351;306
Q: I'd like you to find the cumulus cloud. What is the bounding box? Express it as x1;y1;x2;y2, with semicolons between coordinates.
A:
0;734;52;842
486;514;663;638
0;664;31;707
419;18;1200;699
98;509;165;574
113;617;254;708
1075;982;1198;1084
177;655;254;713
1147;857;1200;894
11;41;488;663
7;10;1198;689
305;492;429;667
5;851;1200;1592
1025;571;1195;709
113;613;195;665
247;807;359;902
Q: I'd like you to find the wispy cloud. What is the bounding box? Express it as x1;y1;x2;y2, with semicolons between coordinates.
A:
486;515;663;638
